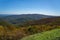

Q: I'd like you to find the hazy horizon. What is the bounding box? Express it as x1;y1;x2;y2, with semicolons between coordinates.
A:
0;0;60;16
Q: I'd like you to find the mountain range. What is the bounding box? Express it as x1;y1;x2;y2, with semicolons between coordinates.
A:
0;14;55;26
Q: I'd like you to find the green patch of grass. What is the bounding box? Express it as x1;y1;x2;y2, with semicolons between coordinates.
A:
21;29;60;40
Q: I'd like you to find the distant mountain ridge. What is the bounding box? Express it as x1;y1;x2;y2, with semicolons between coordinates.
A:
1;14;55;26
0;14;56;25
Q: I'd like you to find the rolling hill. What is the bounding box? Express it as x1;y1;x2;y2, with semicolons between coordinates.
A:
1;14;54;26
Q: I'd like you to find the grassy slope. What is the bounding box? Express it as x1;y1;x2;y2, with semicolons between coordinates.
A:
21;28;60;40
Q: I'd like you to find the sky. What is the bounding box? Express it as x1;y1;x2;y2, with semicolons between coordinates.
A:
0;0;60;16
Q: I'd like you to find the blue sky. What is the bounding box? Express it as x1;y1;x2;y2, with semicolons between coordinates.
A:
0;0;60;16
